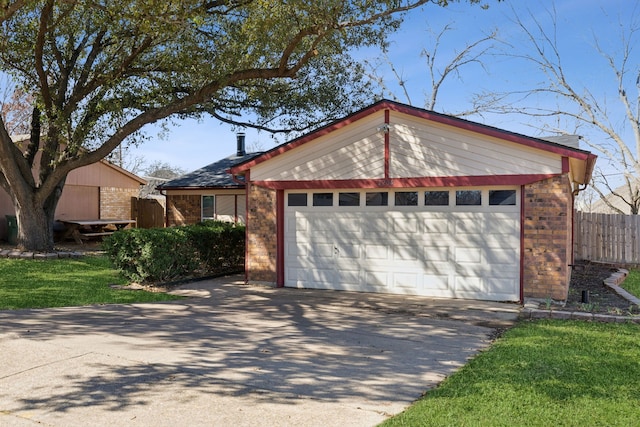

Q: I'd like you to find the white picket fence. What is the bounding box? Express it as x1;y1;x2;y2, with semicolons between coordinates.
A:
574;211;640;264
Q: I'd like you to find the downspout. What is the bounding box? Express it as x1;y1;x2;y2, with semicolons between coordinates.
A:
158;188;168;227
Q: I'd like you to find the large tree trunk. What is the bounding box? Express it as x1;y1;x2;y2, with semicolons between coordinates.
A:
14;180;64;252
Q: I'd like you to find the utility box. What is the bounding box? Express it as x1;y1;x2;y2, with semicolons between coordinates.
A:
6;215;17;245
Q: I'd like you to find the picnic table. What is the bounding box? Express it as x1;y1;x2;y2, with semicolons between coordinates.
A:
60;219;136;244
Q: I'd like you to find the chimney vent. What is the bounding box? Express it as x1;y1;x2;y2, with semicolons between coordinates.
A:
236;132;246;157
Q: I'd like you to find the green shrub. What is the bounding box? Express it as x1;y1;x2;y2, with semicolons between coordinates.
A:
103;221;245;284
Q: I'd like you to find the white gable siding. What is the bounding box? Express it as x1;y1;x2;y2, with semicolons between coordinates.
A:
250;113;386;181
389;112;562;178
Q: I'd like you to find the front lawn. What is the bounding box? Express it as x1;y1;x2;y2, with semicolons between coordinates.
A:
0;256;183;310
382;320;640;427
621;268;640;300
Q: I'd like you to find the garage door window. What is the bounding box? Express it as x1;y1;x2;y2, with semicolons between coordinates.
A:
456;190;481;206
288;193;307;206
313;193;333;206
489;190;516;205
395;191;418;206
339;192;360;206
425;190;449;206
366;192;388;206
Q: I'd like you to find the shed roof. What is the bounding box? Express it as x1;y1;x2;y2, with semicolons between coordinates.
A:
158;152;261;190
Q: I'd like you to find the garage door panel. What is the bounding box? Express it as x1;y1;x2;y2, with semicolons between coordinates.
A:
364;270;389;287
392;272;419;290
393;217;419;233
455;276;483;293
485;218;518;234
455;218;484;234
424;219;450;233
485;248;518;264
454;247;482;263
423;274;451;290
365;244;389;260
424;246;449;261
393;246;420;261
288;242;308;257
310;243;334;259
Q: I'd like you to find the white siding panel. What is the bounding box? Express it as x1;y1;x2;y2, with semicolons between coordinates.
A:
389;111;562;178
251;113;386;181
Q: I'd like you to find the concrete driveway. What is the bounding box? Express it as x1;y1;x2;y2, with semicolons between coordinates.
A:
0;275;520;426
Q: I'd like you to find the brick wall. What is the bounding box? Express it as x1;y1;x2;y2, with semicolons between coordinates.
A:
522;175;573;300
246;184;277;284
166;194;201;226
100;187;138;219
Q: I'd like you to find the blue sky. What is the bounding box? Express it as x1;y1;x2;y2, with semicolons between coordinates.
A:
1;0;632;175
132;0;639;173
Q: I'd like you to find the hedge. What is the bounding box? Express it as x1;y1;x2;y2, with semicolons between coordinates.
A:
103;221;245;284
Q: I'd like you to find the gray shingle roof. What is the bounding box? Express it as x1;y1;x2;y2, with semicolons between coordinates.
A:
157;152;261;190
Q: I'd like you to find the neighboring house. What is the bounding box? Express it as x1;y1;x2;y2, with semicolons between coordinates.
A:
0;136;146;241
229;99;597;302
589;181;639;214
158;133;260;226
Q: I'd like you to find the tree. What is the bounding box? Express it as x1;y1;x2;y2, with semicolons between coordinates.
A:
365;23;499;113
483;6;640;214
0;0;490;251
0;80;33;135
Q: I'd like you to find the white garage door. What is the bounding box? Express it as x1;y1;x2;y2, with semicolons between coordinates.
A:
284;188;520;301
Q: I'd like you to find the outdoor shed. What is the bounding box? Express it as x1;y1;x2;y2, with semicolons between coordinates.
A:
230;100;597;302
158;133;259;226
0;135;145;241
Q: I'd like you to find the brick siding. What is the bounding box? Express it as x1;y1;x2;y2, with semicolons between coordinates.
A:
246;184;277;283
100;187;138;219
522;175;573;300
166;195;201;226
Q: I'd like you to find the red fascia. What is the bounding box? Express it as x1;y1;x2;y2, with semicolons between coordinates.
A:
249;174;560;190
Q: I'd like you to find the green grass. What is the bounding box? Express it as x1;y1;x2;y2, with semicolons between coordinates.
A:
621;268;640;299
381;320;640;427
0;255;183;310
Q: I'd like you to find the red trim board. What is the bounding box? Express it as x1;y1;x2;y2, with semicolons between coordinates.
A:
250;174;562;191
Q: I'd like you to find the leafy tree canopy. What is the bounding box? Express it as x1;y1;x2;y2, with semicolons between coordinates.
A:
0;0;487;250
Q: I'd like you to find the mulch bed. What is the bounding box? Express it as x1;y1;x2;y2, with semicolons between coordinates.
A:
561;260;639;315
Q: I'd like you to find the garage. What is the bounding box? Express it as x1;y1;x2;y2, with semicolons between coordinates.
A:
230;99;596;302
284;187;520;301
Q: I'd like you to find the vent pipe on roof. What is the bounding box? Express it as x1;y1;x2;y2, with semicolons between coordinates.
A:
236;132;246;157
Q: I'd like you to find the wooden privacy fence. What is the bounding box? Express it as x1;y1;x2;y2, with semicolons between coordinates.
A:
131;197;165;229
574;211;640;264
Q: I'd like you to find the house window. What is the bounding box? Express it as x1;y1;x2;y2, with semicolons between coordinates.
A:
395;191;418;206
489;190;516;205
339;192;360;206
313;192;333;206
288;193;308;206
425;191;449;206
202;195;215;220
456;190;481;206
366;192;388;206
